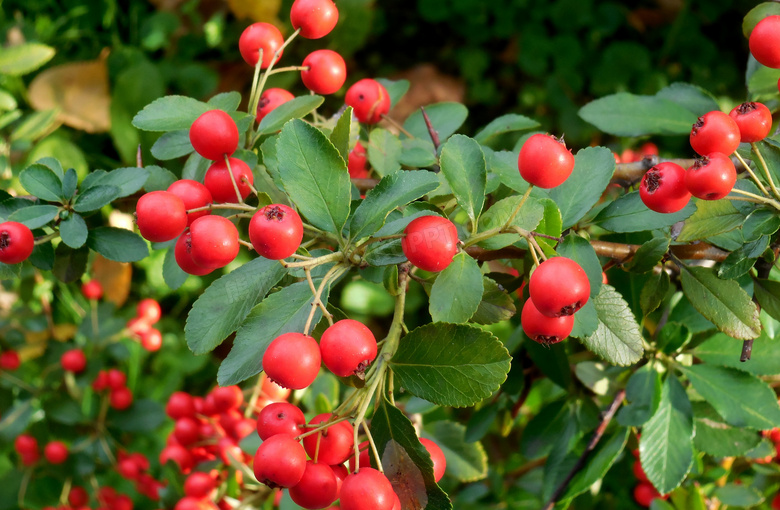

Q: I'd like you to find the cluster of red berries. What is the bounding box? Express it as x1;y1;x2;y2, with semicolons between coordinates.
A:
14;434;71;466
92;367;133;410
116;450;165;501
0;220;34;265
46;485;138;510
125;298;164;351
521;257;591;345
614;142;659;164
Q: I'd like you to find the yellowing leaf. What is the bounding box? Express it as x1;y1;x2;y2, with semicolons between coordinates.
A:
91;254;132;307
226;0;282;23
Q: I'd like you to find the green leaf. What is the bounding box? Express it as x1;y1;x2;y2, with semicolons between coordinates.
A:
679;265;760;339
655;82;720;117
399;138;437;168
217;281;326;386
349;171;439;241
692;401;762;457
184;257;286;355
755;278;780;322
0;89;16;111
713;484;764;508
639;375;693;495
640;270;670;316
477;195;544;250
89;167;150;198
718;236;767;279
86;227;149;262
0;261;21;280
743;208;780;242
402;102;468;142
549;146;615;229
144;165;178;192
578;92;697;136
61;168;77;199
429;253;483;323
371;397;452;510
11;109;59;142
471;277;516;325
593;192;695;233
329;106;352;161
208;91;241;111
425;420;488;482
676;200;745;242
625;237;670;273
680;364;780;429
73;185;121;213
132;95;209;131
580;285;643;366
150;129;193;160
556;234;603;298
485;148;529;193
561;427;629;501
694;332;780;376
439;135;486;225
473;114;539;145
8;205;58;229
617;364;662;427
276;120;351;235
162;247;188;290
257;95;324;136
570;299;599;339
19;164;63;202
368;127;403;177
109;399;165;432
390;323;511;407
743;2;780;37
376;78;409;106
0;43;55;76
52;244;88;282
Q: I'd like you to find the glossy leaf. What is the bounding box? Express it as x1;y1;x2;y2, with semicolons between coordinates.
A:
471;277;516;325
655;82;719;117
368;127;403;176
58;213;87;249
132;95;210;131
73;185;122;213
89;167;150;198
580;285;643;366
593;192;696;233
8;205;58;229
329;106;352;161
162;247;188;291
440;135;486;225
474;114;539;145
425;420;488;482
717;236;767;280
625;237;670;273
257;95;324;135
548;146;615;229
676;200;745;242
617;364;662;427
692;401;761;457
150;129;193;160
579;92;697;136
713;484;764;507
477;195;544;250
560;427;629;501
640;270;670;316
86;227;149;263
429;253;483;323
755;278;780;322
742;208;780;241
19;164;63;202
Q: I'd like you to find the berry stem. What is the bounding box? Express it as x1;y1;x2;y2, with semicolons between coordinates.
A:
223;155;245;205
749;142;780;201
264;65;309;76
733;150;771;197
305;267;334;326
302;263;347;335
281;250;344;269
0;372;36;393
187;203;256;213
503;186;534;229
18;467;32;509
728;188;780;211
363;419;384;474
351;363;387;472
238;239;254;251
34;232;59;245
247;56;264;125
241;176;259;197
294;416;352;440
380;113;415;139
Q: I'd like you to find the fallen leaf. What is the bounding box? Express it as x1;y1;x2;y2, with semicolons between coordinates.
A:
91;254;132;307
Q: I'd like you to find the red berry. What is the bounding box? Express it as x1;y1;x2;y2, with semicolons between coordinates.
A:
348;441;372;472
685;153;736;201
302;414;354;466
419;438;446;482
402;215;459;272
174;416;201;446
345;79;391;124
521;299;574;345
190;110;239;161
161;443;194;473
773;493;780;510
320;319;377;378
289;461;339;509
689;111;741;156
633;460;649;483
248;204;304;260
239;22;284;68
110;386;134;410
348;142;369;179
184;472;216;499
260;373;292;402
15;434;39;465
113;494;134;510
210;385;244;412
750;15;780;68
44;440;68;464
92;370;109;391
81;279;103;300
529;257;590;317
107;368;127;390
340;468;396;510
729;102;773;143
175;497;212;510
518;133;575;189
136;191;188;242
257;402;306;440
166;391;196;420
256;88;295;123
118;456;142;480
188;216;240;269
633;482;665;508
291;0;339;39
61;348;87;373
175;230;213;276
254;435;307;488
640;162;691;214
203;157;254;203
0;221;34;264
141;328;163;351
0;350;20;371
640;142;659;157
263;332;321;390
68;486;89;507
168;180;214;226
301;50;347;95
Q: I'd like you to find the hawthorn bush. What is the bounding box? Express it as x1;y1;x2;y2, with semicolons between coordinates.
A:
5;1;780;510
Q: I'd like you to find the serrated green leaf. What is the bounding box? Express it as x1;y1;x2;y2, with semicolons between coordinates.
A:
570;299;599;339
560;427;628;501
162;247;188;290
617;364;662;427
471;277;516;325
593;191;695;233
579;92;697;136
256;95;324;136
368;127;403;177
655;82;719;117
656;321;691;354
8;205;58;229
473;114;539;145
184;257;286;354
626;237;670;273
73;185;121;213
89;167;150;198
429;253;483;323
0;261;21;279
580;285;643;366
549;146;615;229
477;195;544;250
132;95;210;131
755;278;780;322
402;102;468;142
61;168;77;199
693;332;780;376
484;148;530;193
390;323;511;407
676;200;745;242
19;164;63;202
692;401;761;457
743;208;780;242
714;484;764;507
718;236;767;279
556;234;602;298
207;91;241;111
86;227;148;262
329;106;352;161
0;43;54;76
440;135;486;225
150;129;193;160
641;270;670;316
425;420;487;482
679;265;760;339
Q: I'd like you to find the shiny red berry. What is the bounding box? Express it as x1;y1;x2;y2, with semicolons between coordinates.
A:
184;472;215;499
420;438;446;482
253;435;307;488
750;15;780;69
166;391;196;420
302;50;347;95
190;110;239;161
137;298;162;324
345;79;391;124
257;402;306;440
348;142;369;179
174;417;201;446
640;162;691;214
521;299;574;345
110;386;134;410
44;441;69;464
203;157;254;203
320;319;377;378
248;204;304;260
168;179;213;226
239;22;284;68
529;257;590;317
290;0;339;39
302;414;355;466
633;482;665;507
0;221;34;264
81;279;103;300
689;111;740;156
188;216;240;270
210;385;244;412
136;191;188;242
340;468;396;510
15;434;39;465
68;486;89;507
106;368;127;390
685;153;736;200
256;88;295;123
160;444;194;473
263;332;321;390
61;348;87;373
518;133;575;189
175;230;213;276
0;350;20;371
402;215;459;272
289;461;339;509
729;102;772;143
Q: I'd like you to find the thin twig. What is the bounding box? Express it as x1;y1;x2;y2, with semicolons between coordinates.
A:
420;107;440;150
380;113;414;138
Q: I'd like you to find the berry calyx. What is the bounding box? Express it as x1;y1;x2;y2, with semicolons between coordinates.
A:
203;157;254;203
689;111;741;156
685;153;736;200
253;435;307;488
136;191;188;242
402;215;459;272
301;50;347;95
44;440;69;464
61;348;87;373
262;332;321;390
340;468;396;510
345;79;391;124
518;133;575;189
639;162;691;214
175;230;213;276
188;216;240;270
749;15;780;69
256;88;295;123
81;279;103;300
420;438;446;482
290;0;339;39
729;102;773;143
302;414;355;465
529;257;590;317
289;461;339;509
0;221;34;264
168;179;213;226
319;319;378;378
521;299;574;345
248;204;304;260
189;110;239;161
257;402;306;440
239;22;284;68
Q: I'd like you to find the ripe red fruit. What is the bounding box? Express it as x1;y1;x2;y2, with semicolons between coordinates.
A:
81;279;103;300
0;350;20;371
633;460;649;483
253;435;308;488
320;319;377;378
210;385;244;412
640;162;691;214
175;230;213;276
136;191;188;242
345;79;391;124
633;482;665;507
340;468;396;510
291;0;339;39
239;22;284;68
689;111;741;156
257;402;306;440
175;496;213;510
166;391;196;420
118;456;142;480
106;368;127;390
15;434;39;465
184;472;216;499
419;438;446;482
302;414;355;465
68;486;89;507
521;299;574;345
402;215;459;272
188;216;240;269
110;386;134;410
301;50;347;95
161;443;195;473
289;461;339;509
44;440;68;464
141;328;163;351
168;180;213;226
529;257;590;317
348;142;369;179
0;221;34;264
260;373;292;402
685;153;736;201
190;110;239;161
204;157;254;203
61;348;87;373
750;15;780;69
174;417;201;446
729;102;773;143
263;332;321;390
348;441;372;472
518;133;575;189
773;493;780;510
248;204;304;260
256;88;295;123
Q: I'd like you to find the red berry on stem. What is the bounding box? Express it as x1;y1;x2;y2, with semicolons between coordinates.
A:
167;391;196;420
521;299;574;345
188;216;240;270
253;435;307;488
291;0;339;39
257;402;306;440
61;348;87;373
348;440;372;472
0;350;20;371
340;468;396;510
263;332;321;390
204;157;254;203
302;414;355;465
302;50;347;95
168;179;213;226
210;385;244;412
749;15;780;69
640;162;691;214
239;22;284;68
42;440;68;464
633;482;665;507
68;486;89;507
81;279;103;300
110;386;134;410
190;110;239;161
518;133;575;189
0;221;34;264
141;327;163;351
256;88;295;123
529;257;590;317
402;215;459;272
689;111;741;156
184;471;216;499
15;434;39;465
136;191;188;242
345;79;391;124
175;230;213;276
320;319;377;378
174;416;201;446
419;438;446;482
175;497;212;510
107;368;127;390
249;204;304;260
161;443;195;473
685;153;736;201
729;102;773;143
289;461;339;509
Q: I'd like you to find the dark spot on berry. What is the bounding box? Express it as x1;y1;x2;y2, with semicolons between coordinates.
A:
358;93;364;101
559;302;581;316
265;206;286;221
353;360;372;380
0;231;9;249
261;479;279;489
534;335;561;346
276;412;286;420
737;102;757;115
692;156;710;170
258;97;270;109
691;116;705;135
644;168;662;193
